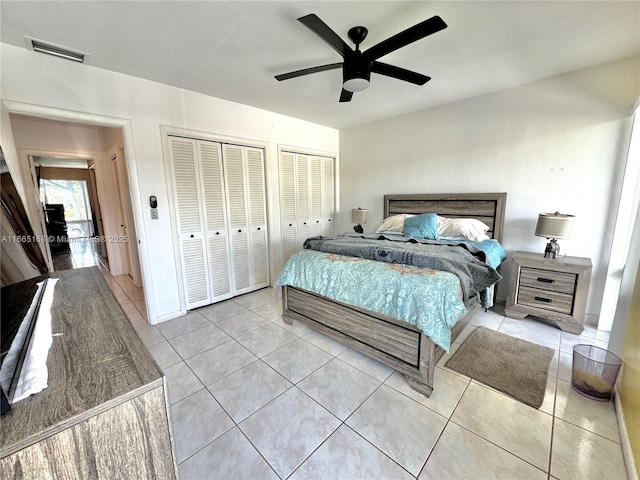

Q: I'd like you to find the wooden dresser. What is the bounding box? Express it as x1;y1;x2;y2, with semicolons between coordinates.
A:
0;267;178;478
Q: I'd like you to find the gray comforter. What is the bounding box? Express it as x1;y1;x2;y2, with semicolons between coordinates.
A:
303;234;502;305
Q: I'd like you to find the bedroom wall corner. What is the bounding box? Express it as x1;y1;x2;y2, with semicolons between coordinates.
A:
338;56;640;312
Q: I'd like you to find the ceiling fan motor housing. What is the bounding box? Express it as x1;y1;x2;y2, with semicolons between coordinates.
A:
342;54;371;92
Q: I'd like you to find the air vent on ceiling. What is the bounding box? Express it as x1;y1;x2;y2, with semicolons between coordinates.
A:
25;36;88;63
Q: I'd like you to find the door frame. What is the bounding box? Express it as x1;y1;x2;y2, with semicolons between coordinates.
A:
3;100;155;323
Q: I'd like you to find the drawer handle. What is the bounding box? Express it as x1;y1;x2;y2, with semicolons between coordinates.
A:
535;296;552;303
537;278;555;283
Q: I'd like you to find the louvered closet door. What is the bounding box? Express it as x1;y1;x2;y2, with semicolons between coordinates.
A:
246;147;269;287
223;144;251;292
309;156;324;237
322;156;335;236
198;140;232;302
169;137;210;309
296;155;311;243
280;152;298;263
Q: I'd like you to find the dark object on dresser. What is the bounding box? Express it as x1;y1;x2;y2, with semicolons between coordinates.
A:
0;389;9;415
1;155;51;411
44;204;70;255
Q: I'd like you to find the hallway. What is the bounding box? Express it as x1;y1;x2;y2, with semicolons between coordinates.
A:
51;239;147;321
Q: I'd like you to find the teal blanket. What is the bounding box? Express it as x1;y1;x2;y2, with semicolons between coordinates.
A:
275;250;467;351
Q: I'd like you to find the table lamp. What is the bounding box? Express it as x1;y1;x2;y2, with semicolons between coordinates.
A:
351;208;367;234
535;211;575;259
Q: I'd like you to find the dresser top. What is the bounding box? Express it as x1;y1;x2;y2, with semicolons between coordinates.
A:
1;267;163;457
512;251;592;268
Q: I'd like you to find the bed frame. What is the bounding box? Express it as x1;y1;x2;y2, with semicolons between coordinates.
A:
282;193;507;397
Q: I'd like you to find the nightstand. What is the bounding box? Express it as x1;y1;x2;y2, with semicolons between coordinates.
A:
505;251;592;334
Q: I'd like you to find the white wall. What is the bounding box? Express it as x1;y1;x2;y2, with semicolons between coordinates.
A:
1;43;339;323
340;56;640;321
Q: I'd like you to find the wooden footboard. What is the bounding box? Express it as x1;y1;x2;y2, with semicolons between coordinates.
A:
282;286;478;397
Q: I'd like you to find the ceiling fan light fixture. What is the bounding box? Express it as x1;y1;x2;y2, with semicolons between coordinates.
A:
275;14;447;102
343;77;370;92
342;61;371;92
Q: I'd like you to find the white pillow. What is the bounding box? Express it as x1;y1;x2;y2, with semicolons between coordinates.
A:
375;214;415;233
437;217;491;242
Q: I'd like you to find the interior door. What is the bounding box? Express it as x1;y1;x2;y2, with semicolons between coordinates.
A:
88;163;108;260
169;137;211;309
322;156;335;236
246;147;269;287
199;140;232;302
280;152;298;264
296;154;311;245
111;153;133;276
223;144;251;293
310;156;323;237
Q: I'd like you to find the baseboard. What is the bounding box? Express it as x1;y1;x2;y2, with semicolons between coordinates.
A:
614;384;639;480
155;310;185;324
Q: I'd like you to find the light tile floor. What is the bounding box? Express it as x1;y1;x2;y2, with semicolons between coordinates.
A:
98;267;628;480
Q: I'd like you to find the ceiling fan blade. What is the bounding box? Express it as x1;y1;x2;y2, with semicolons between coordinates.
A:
371;62;431;85
275;62;342;81
298;14;353;57
339;89;353;102
364;16;447;61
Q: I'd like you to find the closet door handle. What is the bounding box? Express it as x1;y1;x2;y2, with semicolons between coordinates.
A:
238;229;242;233
289;224;292;227
257;227;261;230
190;234;194;238
215;232;220;235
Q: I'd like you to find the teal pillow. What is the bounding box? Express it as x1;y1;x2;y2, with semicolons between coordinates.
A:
404;213;438;240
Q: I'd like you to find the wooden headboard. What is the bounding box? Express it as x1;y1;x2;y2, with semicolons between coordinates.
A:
383;193;507;243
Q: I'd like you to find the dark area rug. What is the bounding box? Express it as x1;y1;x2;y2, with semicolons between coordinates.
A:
445;326;554;408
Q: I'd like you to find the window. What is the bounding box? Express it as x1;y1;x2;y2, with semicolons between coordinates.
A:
40;179;93;238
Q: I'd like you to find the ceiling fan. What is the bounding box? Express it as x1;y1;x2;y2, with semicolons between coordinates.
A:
275;14;447;102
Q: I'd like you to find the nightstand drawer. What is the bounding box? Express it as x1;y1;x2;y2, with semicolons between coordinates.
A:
518;286;573;314
519;267;576;294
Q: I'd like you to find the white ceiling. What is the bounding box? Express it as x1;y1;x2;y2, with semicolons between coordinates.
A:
1;1;639;129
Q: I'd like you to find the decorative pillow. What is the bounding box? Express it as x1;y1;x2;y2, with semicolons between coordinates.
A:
438;217;491;242
375;214;414;233
403;213;439;240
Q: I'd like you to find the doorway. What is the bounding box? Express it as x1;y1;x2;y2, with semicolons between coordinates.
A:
7;113;148;321
33;156;107;271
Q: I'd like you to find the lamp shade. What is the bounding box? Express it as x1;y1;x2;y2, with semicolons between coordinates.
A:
535;212;575;239
351;208;367;225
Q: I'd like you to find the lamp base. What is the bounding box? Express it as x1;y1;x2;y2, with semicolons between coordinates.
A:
544;239;560;259
354;224;363;234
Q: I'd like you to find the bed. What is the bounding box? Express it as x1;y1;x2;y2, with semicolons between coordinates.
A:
278;192;507;397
